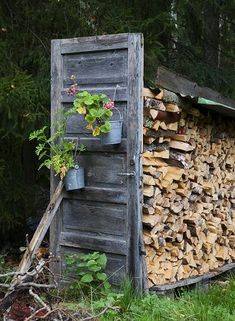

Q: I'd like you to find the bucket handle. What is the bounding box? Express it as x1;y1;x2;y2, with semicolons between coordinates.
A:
74;136;81;168
112;85;123;121
111;107;123;121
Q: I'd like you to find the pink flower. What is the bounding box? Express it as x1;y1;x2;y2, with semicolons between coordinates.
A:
66;84;79;96
103;101;114;109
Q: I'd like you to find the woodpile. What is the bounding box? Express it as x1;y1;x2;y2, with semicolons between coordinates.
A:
142;88;235;287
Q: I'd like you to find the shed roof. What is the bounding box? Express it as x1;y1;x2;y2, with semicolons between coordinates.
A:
156;66;235;118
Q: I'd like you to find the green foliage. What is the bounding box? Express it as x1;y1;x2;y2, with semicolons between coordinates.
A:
29;87;113;179
100;281;235;321
58;278;235;321
73;91;113;136
145;119;153;128
0;0;234;243
29;114;86;178
0;255;5;271
65;252;111;296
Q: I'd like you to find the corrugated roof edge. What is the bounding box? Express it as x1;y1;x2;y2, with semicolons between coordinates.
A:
155;66;235;117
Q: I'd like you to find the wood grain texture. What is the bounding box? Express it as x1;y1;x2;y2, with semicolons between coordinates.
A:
60;33;129;54
14;181;64;285
156;66;235;110
65;101;127;137
62;199;127;237
60;232;128;255
51;33;144;287
60;247;127;285
50;40;63;277
127;33;144;291
150;262;235;292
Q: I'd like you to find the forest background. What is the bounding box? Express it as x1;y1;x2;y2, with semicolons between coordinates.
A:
0;0;234;246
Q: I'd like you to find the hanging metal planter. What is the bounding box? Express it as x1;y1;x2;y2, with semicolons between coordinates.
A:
64;165;85;191
100;108;123;145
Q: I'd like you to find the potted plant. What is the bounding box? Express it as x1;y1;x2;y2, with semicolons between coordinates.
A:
72;89;123;145
29;111;86;191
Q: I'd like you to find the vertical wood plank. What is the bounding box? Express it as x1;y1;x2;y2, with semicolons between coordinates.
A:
127;33;144;292
50;34;144;290
50;39;63;276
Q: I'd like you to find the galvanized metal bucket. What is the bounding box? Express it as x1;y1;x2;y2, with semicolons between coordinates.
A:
64;165;85;191
100;108;123;145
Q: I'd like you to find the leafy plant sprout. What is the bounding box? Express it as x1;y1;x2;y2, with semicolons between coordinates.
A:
29;110;86;179
30;80;117;179
65;252;111;295
73;90;115;137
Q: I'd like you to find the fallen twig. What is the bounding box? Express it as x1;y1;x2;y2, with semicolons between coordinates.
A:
29;287;51;311
74;306;119;321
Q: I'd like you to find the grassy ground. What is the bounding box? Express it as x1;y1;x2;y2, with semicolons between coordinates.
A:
63;278;235;321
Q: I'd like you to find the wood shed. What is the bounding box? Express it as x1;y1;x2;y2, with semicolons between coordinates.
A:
50;33;235;293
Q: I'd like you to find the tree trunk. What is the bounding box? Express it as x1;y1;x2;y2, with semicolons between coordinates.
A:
203;0;220;68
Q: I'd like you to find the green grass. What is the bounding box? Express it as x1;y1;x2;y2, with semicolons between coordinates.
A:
60;278;235;321
99;279;235;321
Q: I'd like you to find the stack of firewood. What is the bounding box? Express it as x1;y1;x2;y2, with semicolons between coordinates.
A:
142;88;235;287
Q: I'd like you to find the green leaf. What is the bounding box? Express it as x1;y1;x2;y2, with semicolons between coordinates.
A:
100;121;112;133
80;273;93;283
104;109;113;117
38;150;47;160
77;91;89;97
85;114;96;123
89;108;104;118
96;272;107;281
84;98;93;105
73;99;82;108
35;143;45;156
97;254;107;268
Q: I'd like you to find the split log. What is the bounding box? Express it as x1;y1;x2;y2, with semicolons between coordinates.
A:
143;87;235;287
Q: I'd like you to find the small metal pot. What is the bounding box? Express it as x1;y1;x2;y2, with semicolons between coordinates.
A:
100;108;123;145
64;166;85;191
100;120;123;145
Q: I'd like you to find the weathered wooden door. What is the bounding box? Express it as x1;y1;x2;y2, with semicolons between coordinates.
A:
50;34;143;289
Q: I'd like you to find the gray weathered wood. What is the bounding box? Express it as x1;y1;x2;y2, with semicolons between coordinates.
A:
126;33;144;292
63;186;128;204
156;66;235;109
50;33;144;288
65;136;127;153
50;39;64;277
60;232;127;255
65;101;127;137
63;199;127;237
151;262;235;292
60;247;126;286
14;181;64;283
60;33;130;54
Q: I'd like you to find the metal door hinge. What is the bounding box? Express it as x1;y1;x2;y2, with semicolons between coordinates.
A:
117;171;136;177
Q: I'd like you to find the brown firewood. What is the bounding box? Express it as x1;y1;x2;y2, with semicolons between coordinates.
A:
143;185;154;197
143;174;155;186
144;128;176;139
153;150;170;159
167;122;178;131
144;142;169;153
142;156;167;167
169;140;195;152
149;109;159;120
144;97;166;111
152;120;161;131
170;202;184;214
144;136;156;144
143;165;157;176
143;214;161;227
165;103;180;113
143;204;155;215
172;134;190;142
